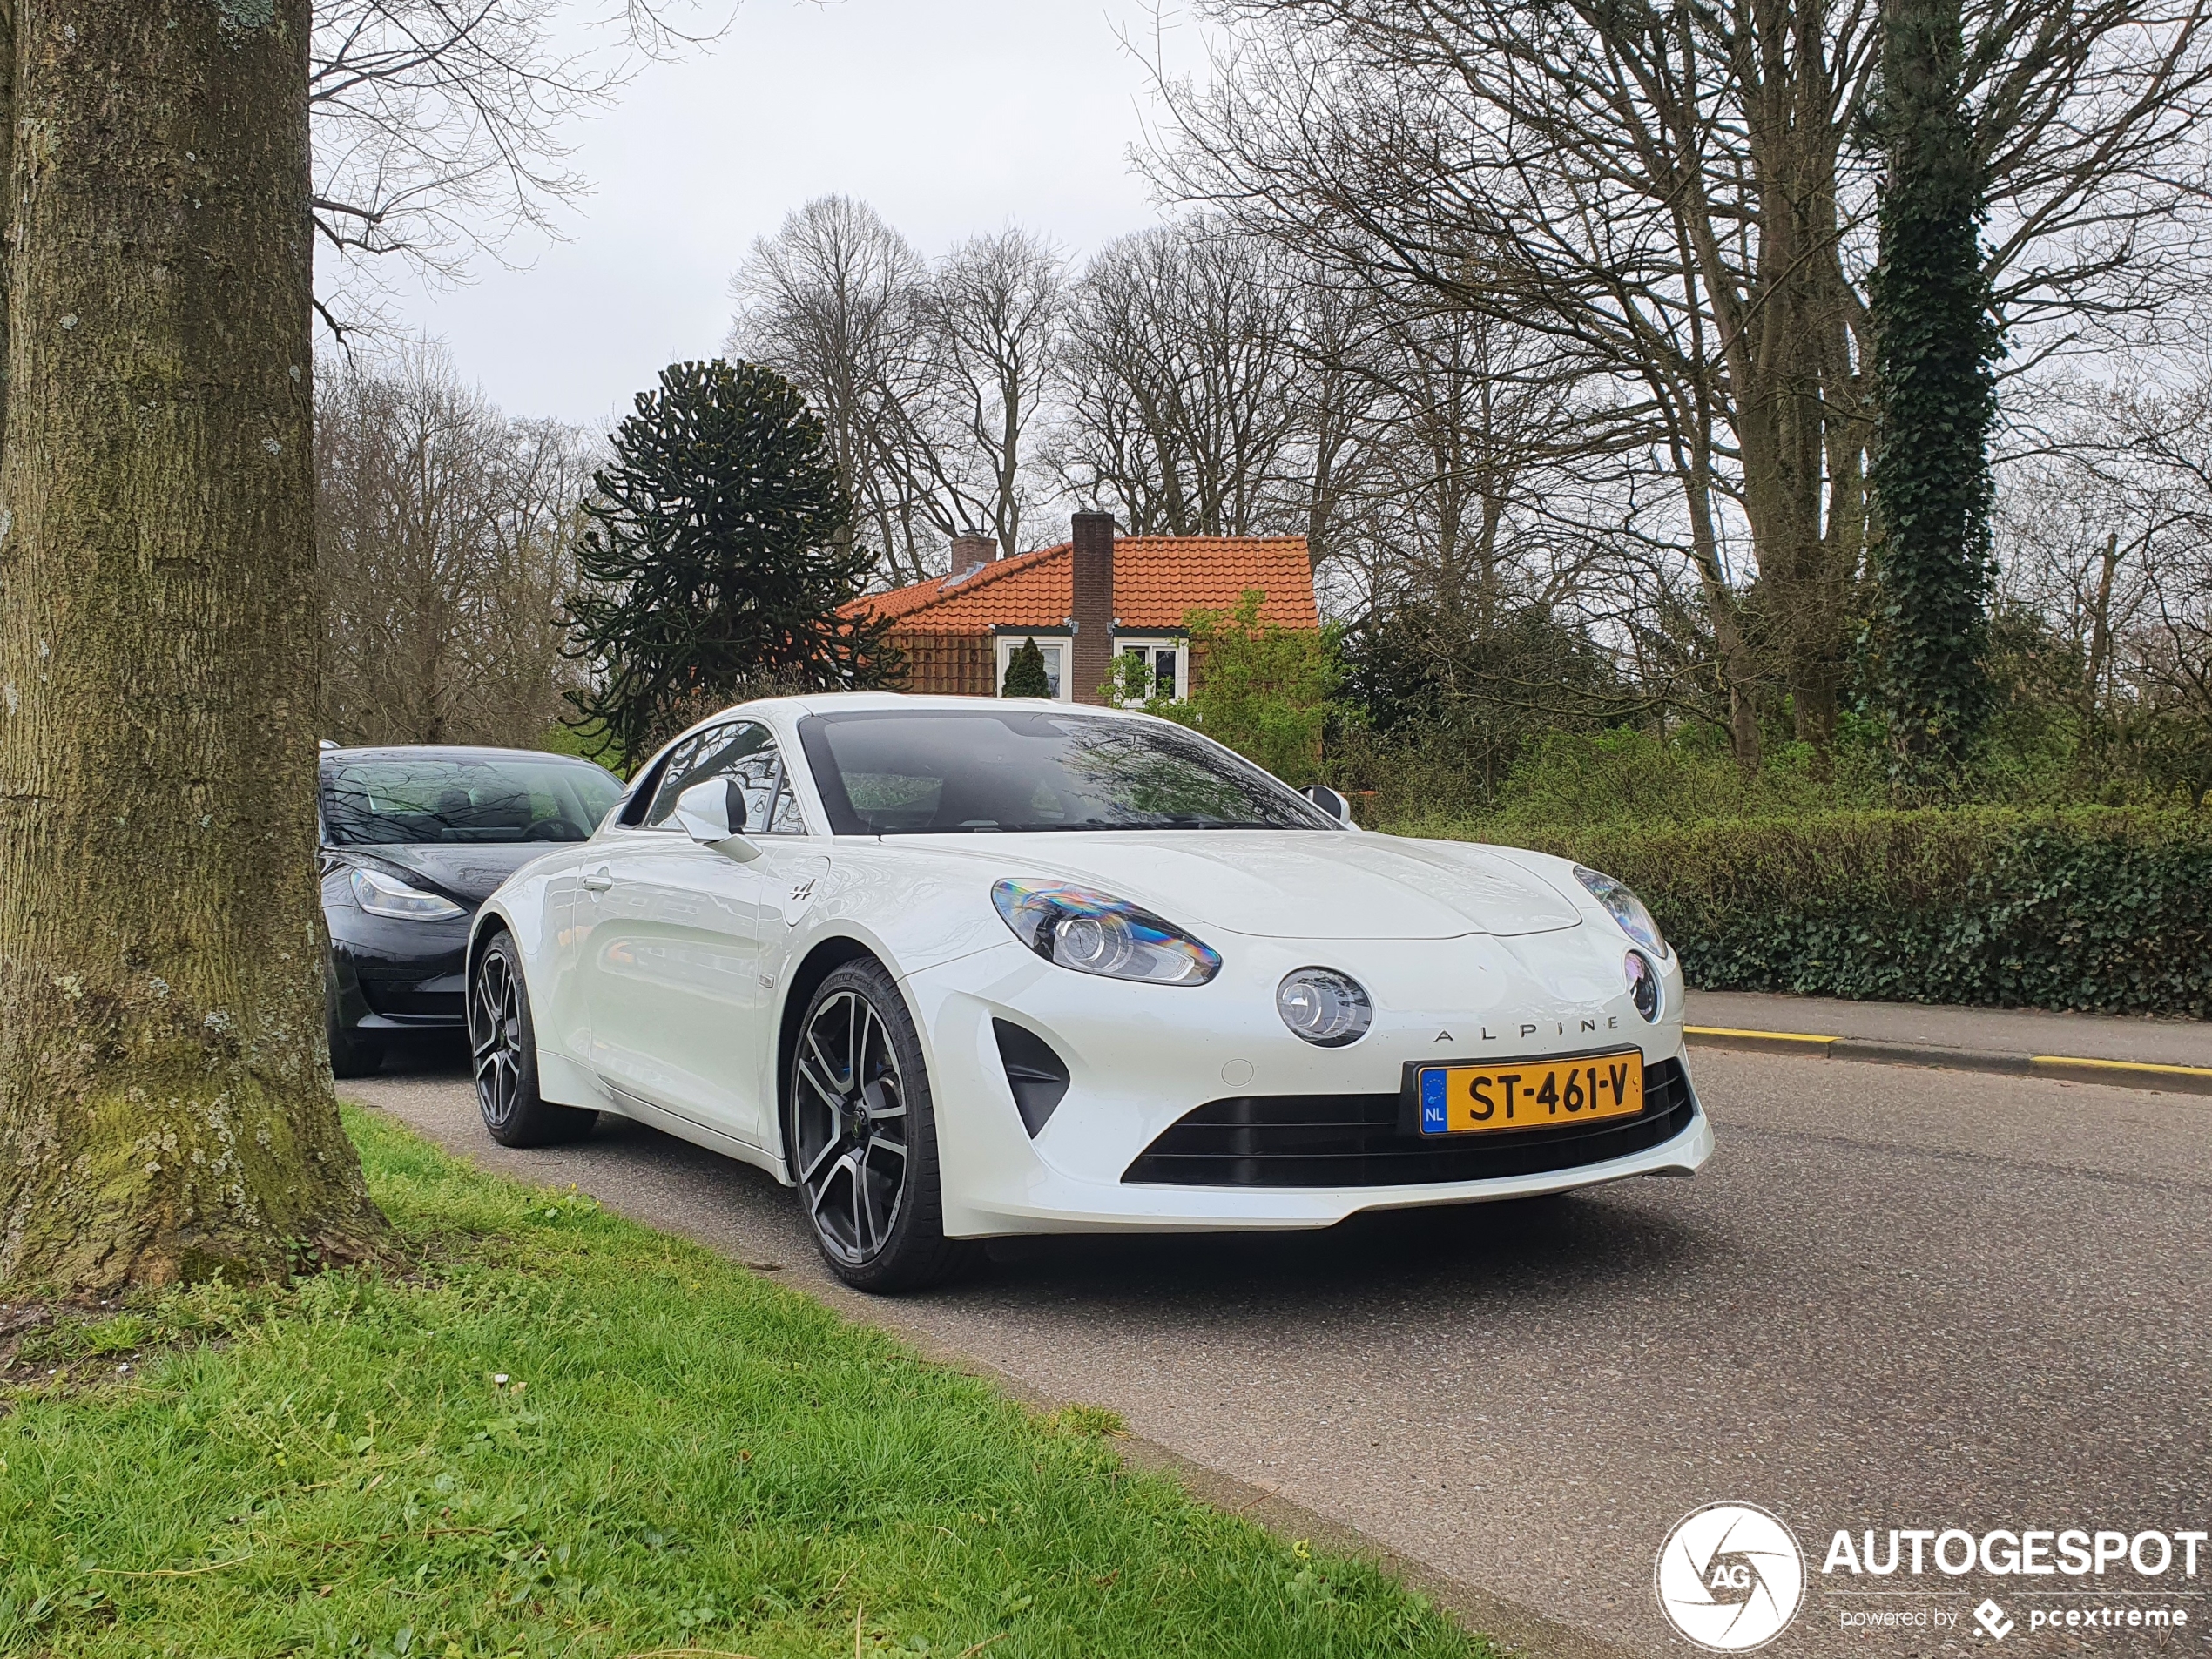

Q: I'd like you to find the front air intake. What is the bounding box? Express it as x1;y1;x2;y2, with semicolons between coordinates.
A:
1123;1057;1697;1186
993;1019;1071;1136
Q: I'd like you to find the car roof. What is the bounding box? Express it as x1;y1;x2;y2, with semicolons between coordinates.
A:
319;745;616;766
647;691;1158;758
628;692;1167;790
739;691;1153;719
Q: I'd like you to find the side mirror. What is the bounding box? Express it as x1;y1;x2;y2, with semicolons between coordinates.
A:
1299;784;1358;826
671;778;763;861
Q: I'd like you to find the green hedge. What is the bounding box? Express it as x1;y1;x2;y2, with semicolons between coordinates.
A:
1408;806;2212;1017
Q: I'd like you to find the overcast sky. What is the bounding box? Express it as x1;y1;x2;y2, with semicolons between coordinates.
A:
381;0;1203;428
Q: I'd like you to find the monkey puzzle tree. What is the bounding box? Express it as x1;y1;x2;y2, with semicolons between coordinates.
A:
566;360;900;764
0;0;388;1291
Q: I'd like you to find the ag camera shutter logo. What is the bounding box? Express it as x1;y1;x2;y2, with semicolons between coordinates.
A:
1656;1502;1806;1651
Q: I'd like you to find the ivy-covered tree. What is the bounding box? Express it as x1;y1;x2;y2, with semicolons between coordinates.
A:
1868;0;2002;792
1001;637;1052;698
567;360;900;763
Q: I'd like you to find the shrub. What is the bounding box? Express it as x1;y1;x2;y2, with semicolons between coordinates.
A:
536;718;624;774
1002;635;1052;698
1334;711;2195;831
1354;724;1904;830
1136;590;1341;786
1402;806;2212;1016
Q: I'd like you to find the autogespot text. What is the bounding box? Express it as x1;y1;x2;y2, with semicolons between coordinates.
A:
1823;1527;2206;1578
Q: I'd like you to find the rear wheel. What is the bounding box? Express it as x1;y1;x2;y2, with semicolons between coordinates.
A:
789;959;976;1292
469;930;597;1147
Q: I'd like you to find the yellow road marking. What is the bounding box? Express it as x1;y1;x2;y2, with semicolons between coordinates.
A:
1684;1025;1835;1045
1686;1025;2212;1083
2030;1055;2212;1080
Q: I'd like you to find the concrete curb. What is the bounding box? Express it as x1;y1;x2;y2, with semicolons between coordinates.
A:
1685;1025;2212;1096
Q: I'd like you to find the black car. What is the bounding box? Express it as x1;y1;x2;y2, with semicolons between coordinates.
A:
320;745;624;1076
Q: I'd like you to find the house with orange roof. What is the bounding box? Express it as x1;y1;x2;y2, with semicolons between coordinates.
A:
843;512;1318;705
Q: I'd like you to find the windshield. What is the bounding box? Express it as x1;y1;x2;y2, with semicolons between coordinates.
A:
797;710;1337;834
321;756;623;846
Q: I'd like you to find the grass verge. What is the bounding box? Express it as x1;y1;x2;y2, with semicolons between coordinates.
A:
0;1107;1483;1659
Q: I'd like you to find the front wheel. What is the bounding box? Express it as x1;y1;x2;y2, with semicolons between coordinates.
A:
789;959;977;1293
469;929;597;1148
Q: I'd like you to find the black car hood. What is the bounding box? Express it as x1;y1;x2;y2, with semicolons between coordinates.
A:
328;841;553;906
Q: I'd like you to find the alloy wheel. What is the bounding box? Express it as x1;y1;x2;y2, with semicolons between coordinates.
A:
792;988;910;1264
470;949;525;1129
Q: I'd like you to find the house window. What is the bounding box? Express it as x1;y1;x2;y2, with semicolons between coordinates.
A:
1111;637;1188;701
994;633;1073;701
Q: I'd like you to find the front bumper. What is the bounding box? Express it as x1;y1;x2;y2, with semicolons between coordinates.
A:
325;894;473;1032
902;931;1710;1238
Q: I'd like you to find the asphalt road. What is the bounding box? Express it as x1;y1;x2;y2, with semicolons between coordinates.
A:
348;1043;2212;1657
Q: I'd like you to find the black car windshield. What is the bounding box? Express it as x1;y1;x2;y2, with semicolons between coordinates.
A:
797;710;1336;834
321;756;622;846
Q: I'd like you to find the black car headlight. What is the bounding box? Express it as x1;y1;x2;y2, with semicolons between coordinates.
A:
349;866;465;921
990;880;1220;985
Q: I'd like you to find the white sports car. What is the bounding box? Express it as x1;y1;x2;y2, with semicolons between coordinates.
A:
464;694;1710;1291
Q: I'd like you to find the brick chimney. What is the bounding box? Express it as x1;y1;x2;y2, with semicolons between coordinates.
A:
1069;511;1116;705
949;529;996;578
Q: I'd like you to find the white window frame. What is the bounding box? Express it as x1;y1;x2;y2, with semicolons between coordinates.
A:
1109;636;1190;702
993;632;1075;702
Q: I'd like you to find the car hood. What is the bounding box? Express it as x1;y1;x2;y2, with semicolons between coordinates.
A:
327;841;552;907
918;830;1584;940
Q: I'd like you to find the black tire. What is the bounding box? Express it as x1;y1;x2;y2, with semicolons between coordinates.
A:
327;976;384;1079
788;958;978;1293
469;929;597;1148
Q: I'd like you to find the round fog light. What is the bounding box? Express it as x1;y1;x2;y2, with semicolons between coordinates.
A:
1277;968;1372;1047
1624;949;1662;1022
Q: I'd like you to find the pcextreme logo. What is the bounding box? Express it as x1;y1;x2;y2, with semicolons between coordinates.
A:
1656;1502;1808;1652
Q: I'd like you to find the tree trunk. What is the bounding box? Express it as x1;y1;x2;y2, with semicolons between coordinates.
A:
0;1;13;434
1725;13;1858;757
0;0;388;1291
1673;395;1766;769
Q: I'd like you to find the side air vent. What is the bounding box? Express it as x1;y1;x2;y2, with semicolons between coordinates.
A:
993;1019;1071;1136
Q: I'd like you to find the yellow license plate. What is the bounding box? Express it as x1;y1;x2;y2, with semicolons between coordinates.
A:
1416;1049;1644;1135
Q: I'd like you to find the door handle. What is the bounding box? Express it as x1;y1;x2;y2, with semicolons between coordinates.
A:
581;869;614;893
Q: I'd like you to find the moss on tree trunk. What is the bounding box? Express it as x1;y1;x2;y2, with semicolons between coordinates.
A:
0;0;388;1291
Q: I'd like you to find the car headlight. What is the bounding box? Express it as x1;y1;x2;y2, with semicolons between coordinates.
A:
1575;865;1667;957
990;880;1220;985
1276;967;1372;1046
1624;949;1663;1022
349;866;466;921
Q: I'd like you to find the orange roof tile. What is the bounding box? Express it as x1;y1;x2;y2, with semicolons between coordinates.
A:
846;536;1317;633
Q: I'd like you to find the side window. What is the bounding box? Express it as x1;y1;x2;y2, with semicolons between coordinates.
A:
617;732;700;827
644;725;740;827
645;722;808;835
730;736;808;835
768;775;806;834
